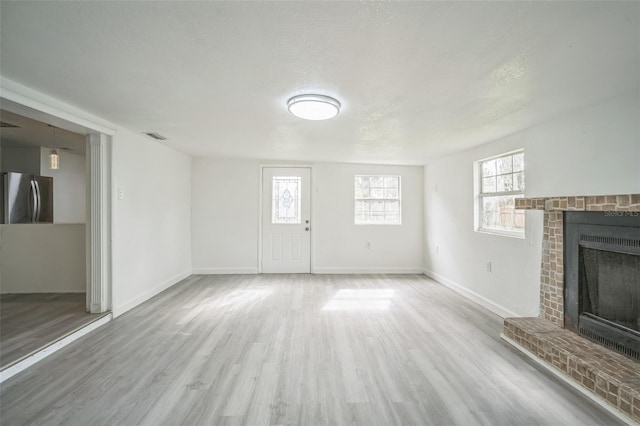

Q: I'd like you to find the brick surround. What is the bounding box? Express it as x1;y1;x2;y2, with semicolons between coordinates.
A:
503;193;640;422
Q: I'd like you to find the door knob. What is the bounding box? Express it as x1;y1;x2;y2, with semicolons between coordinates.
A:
305;227;310;231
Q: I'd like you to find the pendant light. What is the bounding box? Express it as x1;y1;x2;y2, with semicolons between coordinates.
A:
49;149;59;170
49;126;59;170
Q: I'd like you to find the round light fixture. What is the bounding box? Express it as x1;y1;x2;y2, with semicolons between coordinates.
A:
287;94;341;120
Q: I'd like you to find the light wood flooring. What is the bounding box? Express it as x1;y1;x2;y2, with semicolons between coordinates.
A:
0;293;107;370
0;275;624;425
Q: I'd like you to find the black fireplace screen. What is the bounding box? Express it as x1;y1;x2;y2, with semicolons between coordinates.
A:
564;211;640;360
580;247;640;332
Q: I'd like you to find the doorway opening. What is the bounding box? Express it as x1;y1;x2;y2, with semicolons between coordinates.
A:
0;98;112;378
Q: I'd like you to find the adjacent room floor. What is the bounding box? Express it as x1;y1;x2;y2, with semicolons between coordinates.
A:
0;293;107;370
0;275;623;425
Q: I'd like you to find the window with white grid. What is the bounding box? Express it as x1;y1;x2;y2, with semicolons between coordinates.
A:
477;151;525;236
355;175;401;225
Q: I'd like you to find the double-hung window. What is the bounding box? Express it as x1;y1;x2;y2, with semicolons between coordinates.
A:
354;175;401;225
477;151;525;236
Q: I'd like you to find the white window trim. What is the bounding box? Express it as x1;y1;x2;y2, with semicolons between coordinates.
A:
354;175;402;225
475;150;525;238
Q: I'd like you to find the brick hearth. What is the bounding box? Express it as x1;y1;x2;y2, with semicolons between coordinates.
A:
503;193;640;422
504;318;640;421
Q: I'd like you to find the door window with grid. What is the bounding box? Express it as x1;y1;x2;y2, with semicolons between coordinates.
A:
355;175;401;225
272;176;302;224
477;151;525;236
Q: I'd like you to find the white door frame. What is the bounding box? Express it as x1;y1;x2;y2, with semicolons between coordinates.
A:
258;164;313;274
1;79;115;313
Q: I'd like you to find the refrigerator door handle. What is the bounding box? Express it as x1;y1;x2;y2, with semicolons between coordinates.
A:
29;180;38;222
34;179;41;222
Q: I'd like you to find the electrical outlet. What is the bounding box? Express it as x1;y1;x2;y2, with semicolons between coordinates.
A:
118;189;125;200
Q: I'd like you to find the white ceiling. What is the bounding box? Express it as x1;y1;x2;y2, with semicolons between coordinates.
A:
1;1;638;165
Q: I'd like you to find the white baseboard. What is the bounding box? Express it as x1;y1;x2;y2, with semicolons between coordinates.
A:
192;267;259;275
501;334;634;425
0;313;112;383
312;267;425;274
423;269;518;319
112;269;191;317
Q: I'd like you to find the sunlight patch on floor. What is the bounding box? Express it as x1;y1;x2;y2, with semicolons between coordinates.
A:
322;289;394;311
202;288;273;310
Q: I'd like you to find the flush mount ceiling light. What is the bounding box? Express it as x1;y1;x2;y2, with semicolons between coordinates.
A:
287;94;341;120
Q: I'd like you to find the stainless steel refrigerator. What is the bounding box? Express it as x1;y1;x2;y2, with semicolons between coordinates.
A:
1;172;54;224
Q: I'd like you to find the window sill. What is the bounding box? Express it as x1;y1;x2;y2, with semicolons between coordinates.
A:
355;223;402;226
476;228;525;239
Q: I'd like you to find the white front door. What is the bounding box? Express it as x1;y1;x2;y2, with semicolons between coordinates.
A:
261;167;311;273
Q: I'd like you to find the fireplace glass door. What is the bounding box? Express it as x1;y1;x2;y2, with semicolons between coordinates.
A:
580;247;640;332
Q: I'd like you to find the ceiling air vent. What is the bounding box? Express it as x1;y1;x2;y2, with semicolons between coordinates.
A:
0;121;20;128
144;132;167;140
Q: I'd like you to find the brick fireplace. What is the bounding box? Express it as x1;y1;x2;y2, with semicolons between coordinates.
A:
502;194;640;422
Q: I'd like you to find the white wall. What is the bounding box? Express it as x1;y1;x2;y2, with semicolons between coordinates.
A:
524;91;640;197
0;224;85;293
191;159;424;274
424;91;640;318
39;148;86;223
313;163;424;273
111;128;192;316
191;158;260;273
425;156;544;318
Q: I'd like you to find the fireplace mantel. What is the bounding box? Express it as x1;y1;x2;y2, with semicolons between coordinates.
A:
515;194;640;213
503;193;640;423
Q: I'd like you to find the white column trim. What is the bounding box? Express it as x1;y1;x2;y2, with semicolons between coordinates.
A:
87;133;112;313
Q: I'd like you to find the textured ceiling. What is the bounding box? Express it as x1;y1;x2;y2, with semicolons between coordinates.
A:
1;1;638;165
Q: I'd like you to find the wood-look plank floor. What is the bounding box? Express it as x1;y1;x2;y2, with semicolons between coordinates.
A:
0;293;106;369
0;275;623;425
